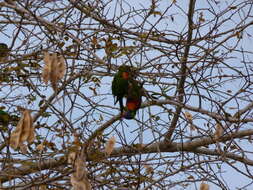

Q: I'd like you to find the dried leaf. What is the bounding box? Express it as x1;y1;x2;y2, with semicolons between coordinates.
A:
20;110;32;142
19;143;28;154
56;55;66;80
42;52;52;84
200;183;209;190
71;175;91;190
51;53;66;91
71;156;91;190
152;11;162;16
75;156;86;180
10;109;34;150
215;123;223;140
185;111;193;121
92;36;98;46
42;52;66;91
10;115;24;149
105;136;116;156
68;152;77;164
27;127;35;144
50;53;59;90
199;12;205;23
144;164;153;174
190;124;196;131
73;133;82;146
187;175;194;180
39;185;48;190
36;143;45;151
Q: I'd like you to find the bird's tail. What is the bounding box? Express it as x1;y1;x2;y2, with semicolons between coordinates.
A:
119;97;124;114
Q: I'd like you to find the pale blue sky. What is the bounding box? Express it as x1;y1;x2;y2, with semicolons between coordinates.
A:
1;0;253;189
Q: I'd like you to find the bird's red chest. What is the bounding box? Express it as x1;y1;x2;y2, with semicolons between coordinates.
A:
126;100;139;110
122;72;129;79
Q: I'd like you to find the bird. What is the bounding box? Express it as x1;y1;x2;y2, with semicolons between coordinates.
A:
122;79;144;120
112;65;133;114
0;43;10;62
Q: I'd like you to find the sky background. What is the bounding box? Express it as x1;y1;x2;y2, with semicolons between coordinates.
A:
1;0;253;189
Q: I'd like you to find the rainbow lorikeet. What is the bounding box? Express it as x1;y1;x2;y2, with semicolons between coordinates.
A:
122;80;143;120
0;43;10;61
112;65;133;114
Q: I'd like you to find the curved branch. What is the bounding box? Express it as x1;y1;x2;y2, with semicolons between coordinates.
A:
1;128;253;183
165;0;196;142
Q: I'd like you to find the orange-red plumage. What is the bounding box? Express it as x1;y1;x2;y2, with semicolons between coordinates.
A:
122;72;129;80
126;100;140;111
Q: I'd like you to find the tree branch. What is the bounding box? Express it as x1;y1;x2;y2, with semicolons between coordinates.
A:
165;0;196;142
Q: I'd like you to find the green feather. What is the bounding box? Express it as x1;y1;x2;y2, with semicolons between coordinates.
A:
111;65;132;113
127;80;143;99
